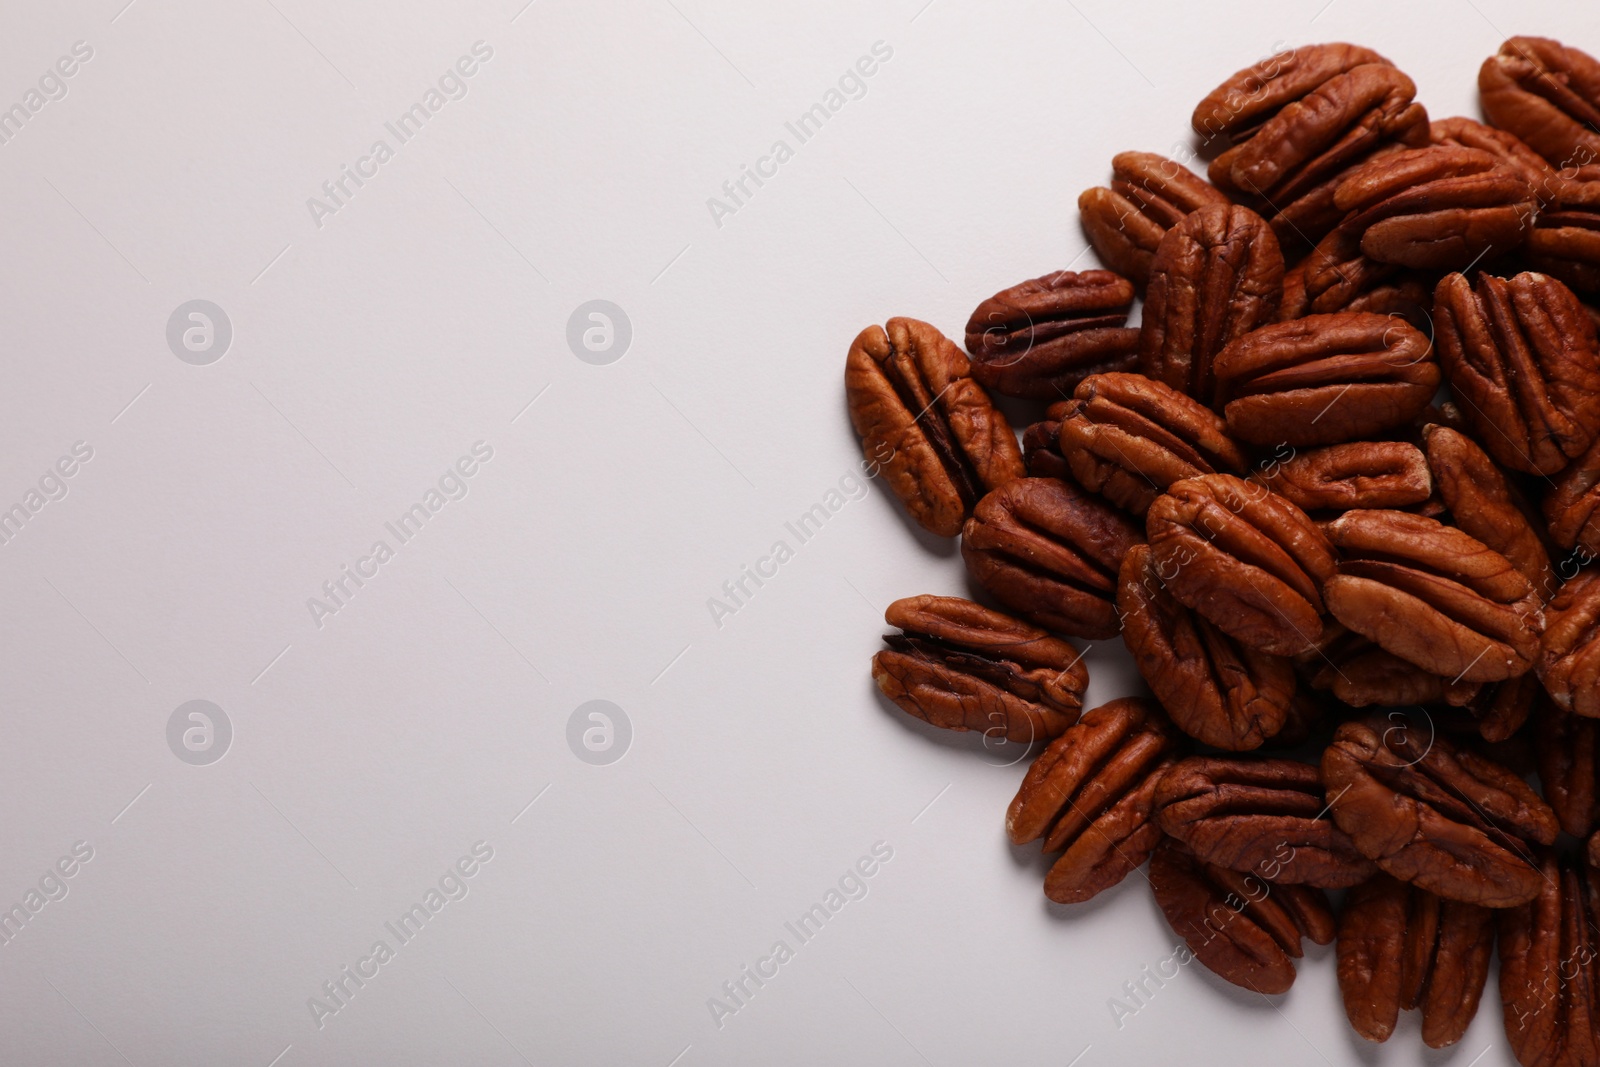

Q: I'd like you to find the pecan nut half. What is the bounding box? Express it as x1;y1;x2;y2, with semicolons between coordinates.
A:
1540;568;1600;717
872;595;1088;743
1527;171;1600;295
1006;697;1177;904
1323;716;1559;906
1146;474;1338;656
1480;36;1600;168
1213;312;1438;447
961;477;1144;639
1424;423;1557;598
1020;402;1074;481
1139;204;1284;404
846;318;1025;536
963;270;1140;399
1149;838;1334;995
1055;373;1248;516
1078;151;1229;288
1154;756;1376;888
1255;441;1432;512
1536;697;1600;838
1546;432;1600;557
1298;625;1487;711
1498;853;1600;1067
1323;509;1545;684
1336;873;1495;1048
1433;271;1600;476
1431;115;1555;190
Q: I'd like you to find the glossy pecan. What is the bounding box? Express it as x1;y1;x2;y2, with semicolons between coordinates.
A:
1255;441;1432;512
1481;36;1600;168
1336;873;1495;1048
1148;838;1334;995
846;318;1024;536
1536;697;1600;838
1432;115;1555;189
871;595;1088;742
1138;204;1283;404
1154;756;1375;888
1546;434;1600;556
1298;625;1483;709
1078;151;1229;289
1499;852;1600;1067
1323;509;1545;684
1323;716;1559;906
1279;253;1432;321
1527;171;1600;294
1424;424;1557;599
1020;402;1074;481
1433;271;1600;476
1540;568;1600;717
963;270;1140;399
1055;373;1248;517
1213;312;1438;447
1006;697;1178;904
961;478;1143;639
1146;474;1337;656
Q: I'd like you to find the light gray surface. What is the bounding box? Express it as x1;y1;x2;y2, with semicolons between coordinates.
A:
0;1;1587;1064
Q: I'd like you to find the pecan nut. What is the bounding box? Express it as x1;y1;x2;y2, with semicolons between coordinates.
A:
1254;441;1432;512
1498;853;1600;1067
846;318;1025;537
1280;253;1433;321
1323;716;1560;906
1527;171;1600;295
1431;115;1555;189
1006;697;1177;904
1536;697;1600;838
963;270;1140;399
1480;36;1600;168
1299;626;1484;710
1540;568;1600;717
1546;432;1600;557
1433;271;1600;476
871;595;1088;742
1020;402;1074;481
1424;423;1557;598
1336;873;1495;1048
961;477;1144;639
1078;151;1229;288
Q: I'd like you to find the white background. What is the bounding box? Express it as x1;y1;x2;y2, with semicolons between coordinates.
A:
0;0;1590;1064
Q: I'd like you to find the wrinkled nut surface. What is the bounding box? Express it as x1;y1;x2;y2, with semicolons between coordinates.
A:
1540;569;1600;718
846;318;1025;537
1323;509;1544;684
961;478;1144;639
1255;440;1432;512
1459;674;1540;745
1336;873;1495;1048
1323;716;1559;907
1056;373;1248;516
1433;271;1600;476
1480;35;1600;168
1213;312;1438;447
1149;839;1334;995
1020;402;1074;481
872;595;1088;742
1498;853;1600;1067
1527;171;1600;295
1546;432;1600;556
1424;423;1557;598
1431;115;1554;189
1146;474;1337;657
964;270;1140;399
1118;545;1295;750
1154;756;1376;888
1139;204;1284;404
1078;152;1229;289
1302;629;1483;709
1006;697;1177;904
1535;697;1600;838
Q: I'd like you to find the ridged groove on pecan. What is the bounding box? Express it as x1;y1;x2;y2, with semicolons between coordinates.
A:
1498;853;1600;1067
1078;152;1229;288
1255;441;1432;512
1431;115;1556;191
1540;569;1600;718
1020;404;1074;481
1280;253;1433;321
963;270;1140;400
1527;172;1600;294
1423;423;1557;599
1480;36;1600;168
1546;432;1600;556
1536;697;1600;837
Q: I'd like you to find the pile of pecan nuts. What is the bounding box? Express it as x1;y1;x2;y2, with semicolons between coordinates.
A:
847;39;1600;1063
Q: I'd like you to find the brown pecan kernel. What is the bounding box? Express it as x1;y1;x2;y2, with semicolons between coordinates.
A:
963;270;1140;399
1431;115;1555;189
1280;253;1433;321
1481;36;1600;168
1527;172;1600;295
1540;569;1600;718
1536;697;1600;837
1255;441;1432;512
1020;402;1074;481
1055;373;1248;517
1433;271;1600;476
1460;674;1540;744
961;478;1143;639
1323;716;1559;906
1323;509;1545;684
1138;204;1284;404
1546;433;1600;556
1498;853;1600;1067
1149;839;1334;995
1336;873;1495;1048
1153;756;1376;888
1146;474;1338;657
872;595;1087;743
846;318;1024;537
1213;312;1438;447
1078;151;1229;289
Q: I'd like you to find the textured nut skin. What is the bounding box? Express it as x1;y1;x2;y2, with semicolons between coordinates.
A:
1153;756;1376;888
1536;697;1600;837
961;478;1144;639
1148;839;1334;995
1255;441;1432;512
1323;509;1544;684
1118;545;1294;750
1527;172;1600;295
1336;873;1495;1048
1540;569;1600;718
1459;674;1541;744
1303;636;1482;709
1078;152;1229;289
872;595;1088;743
1498;853;1600;1067
1138;204;1284;404
1020;403;1074;481
1433;271;1600;476
1146;474;1337;657
846;318;1025;536
1431;115;1555;189
1480;36;1600;168
1546;432;1600;556
1056;373;1248;517
1006;697;1177;904
964;270;1140;399
1280;212;1430;321
1213;312;1438;447
1423;423;1557;599
1323;716;1559;907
